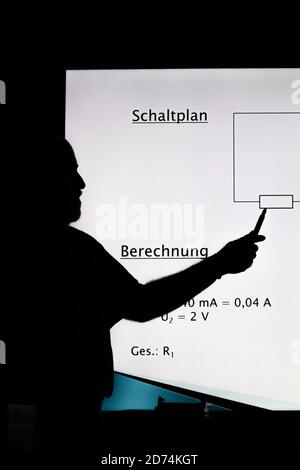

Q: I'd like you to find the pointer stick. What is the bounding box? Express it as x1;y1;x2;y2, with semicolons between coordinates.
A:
254;208;267;235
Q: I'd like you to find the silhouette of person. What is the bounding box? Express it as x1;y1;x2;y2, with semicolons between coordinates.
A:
1;130;265;450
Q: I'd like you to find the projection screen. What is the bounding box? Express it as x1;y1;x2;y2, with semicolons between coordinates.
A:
66;69;300;410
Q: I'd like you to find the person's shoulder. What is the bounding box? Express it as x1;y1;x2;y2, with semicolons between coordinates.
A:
65;226;98;244
65;227;139;284
64;226;105;253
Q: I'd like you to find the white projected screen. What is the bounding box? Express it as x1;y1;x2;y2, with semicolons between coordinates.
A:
66;69;300;410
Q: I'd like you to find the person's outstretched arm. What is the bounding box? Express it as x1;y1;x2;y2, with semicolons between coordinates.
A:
125;231;265;322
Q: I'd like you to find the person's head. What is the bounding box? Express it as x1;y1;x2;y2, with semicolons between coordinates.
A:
3;131;86;227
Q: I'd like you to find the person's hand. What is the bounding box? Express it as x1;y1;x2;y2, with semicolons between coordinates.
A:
212;231;266;277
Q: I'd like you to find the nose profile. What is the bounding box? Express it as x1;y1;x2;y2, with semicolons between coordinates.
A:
77;171;86;190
